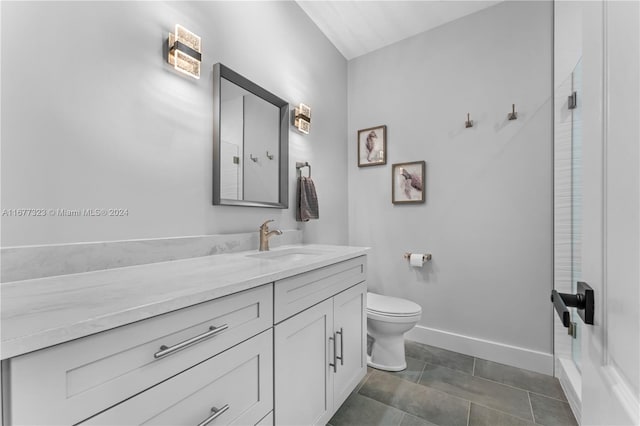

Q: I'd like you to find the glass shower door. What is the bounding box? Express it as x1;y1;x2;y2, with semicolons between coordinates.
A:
570;58;583;370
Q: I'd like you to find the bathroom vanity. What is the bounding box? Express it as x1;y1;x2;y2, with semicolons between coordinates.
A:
0;245;368;425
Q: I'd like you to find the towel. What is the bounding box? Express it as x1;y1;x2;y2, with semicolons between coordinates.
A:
296;176;319;222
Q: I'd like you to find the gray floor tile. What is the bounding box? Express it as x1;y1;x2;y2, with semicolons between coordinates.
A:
355;368;373;393
400;412;438;426
474;359;567;401
405;341;474;374
468;403;536;426
418;363;533;421
329;393;405;426
529;392;577;426
360;369;469;426
371;356;426;384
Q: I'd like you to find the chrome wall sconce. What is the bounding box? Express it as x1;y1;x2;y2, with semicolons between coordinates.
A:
294;103;311;134
167;24;201;79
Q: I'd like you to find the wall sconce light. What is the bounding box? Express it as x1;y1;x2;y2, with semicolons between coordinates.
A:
167;24;201;79
294;103;311;134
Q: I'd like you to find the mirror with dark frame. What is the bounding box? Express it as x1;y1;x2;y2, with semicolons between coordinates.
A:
213;63;289;208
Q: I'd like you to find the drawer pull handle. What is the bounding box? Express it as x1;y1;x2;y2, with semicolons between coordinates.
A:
329;334;337;373
336;327;344;365
197;404;230;426
154;324;229;359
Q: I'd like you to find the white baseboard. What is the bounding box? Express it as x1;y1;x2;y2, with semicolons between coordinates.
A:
405;325;554;375
556;357;582;423
601;364;640;426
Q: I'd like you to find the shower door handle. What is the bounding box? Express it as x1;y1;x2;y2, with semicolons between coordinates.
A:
551;290;571;327
550;281;594;327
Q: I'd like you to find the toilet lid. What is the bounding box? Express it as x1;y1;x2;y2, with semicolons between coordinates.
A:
367;292;422;316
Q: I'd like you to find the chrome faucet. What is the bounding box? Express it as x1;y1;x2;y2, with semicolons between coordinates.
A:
259;220;283;251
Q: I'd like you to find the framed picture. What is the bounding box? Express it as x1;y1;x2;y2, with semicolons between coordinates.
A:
358;125;386;167
392;161;426;204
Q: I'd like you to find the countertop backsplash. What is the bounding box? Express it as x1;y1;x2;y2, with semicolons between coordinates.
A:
1;230;303;282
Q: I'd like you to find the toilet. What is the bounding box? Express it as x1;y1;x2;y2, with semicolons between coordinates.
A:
366;292;422;372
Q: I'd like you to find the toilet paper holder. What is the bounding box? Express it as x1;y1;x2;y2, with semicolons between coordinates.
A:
403;252;432;262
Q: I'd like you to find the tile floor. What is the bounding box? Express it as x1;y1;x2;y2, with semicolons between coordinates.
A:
328;340;578;426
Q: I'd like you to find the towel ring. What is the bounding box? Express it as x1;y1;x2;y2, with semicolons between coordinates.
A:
296;161;311;178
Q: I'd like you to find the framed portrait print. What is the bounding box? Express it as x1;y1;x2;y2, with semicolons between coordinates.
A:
358;125;386;167
392;161;425;204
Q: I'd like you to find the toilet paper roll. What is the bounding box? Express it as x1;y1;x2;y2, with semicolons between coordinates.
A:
409;253;424;267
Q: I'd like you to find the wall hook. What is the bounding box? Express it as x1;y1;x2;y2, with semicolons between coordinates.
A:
266;151;275;160
465;113;473;128
508;104;518;120
568;91;577;110
249;154;258;162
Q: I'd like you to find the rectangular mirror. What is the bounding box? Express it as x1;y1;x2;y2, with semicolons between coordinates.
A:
213;63;289;208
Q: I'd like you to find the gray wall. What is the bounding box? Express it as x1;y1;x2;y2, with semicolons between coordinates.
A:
1;1;348;246
347;1;554;366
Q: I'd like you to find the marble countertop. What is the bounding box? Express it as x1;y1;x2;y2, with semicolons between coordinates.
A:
0;244;368;360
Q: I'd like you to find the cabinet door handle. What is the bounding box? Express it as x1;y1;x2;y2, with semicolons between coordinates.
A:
336;327;344;365
329;334;337;373
197;404;230;426
154;324;229;359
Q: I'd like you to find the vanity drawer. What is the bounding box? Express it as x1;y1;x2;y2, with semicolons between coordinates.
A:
81;329;273;426
6;284;272;426
274;256;366;323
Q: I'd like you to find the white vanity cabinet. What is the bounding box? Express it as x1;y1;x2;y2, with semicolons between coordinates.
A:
3;284;273;425
332;282;368;408
1;248;368;426
274;256;367;426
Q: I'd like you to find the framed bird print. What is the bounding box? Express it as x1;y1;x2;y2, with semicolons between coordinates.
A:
358;125;386;167
392;161;425;204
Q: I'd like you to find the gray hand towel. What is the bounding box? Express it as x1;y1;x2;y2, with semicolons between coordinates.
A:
296;176;319;222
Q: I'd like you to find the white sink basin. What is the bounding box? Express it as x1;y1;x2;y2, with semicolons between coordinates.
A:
245;248;327;262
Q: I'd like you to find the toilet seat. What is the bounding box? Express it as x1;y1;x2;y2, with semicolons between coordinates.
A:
367;309;421;324
367;292;421;317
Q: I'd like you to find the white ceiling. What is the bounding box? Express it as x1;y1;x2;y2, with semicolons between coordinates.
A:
296;1;503;60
